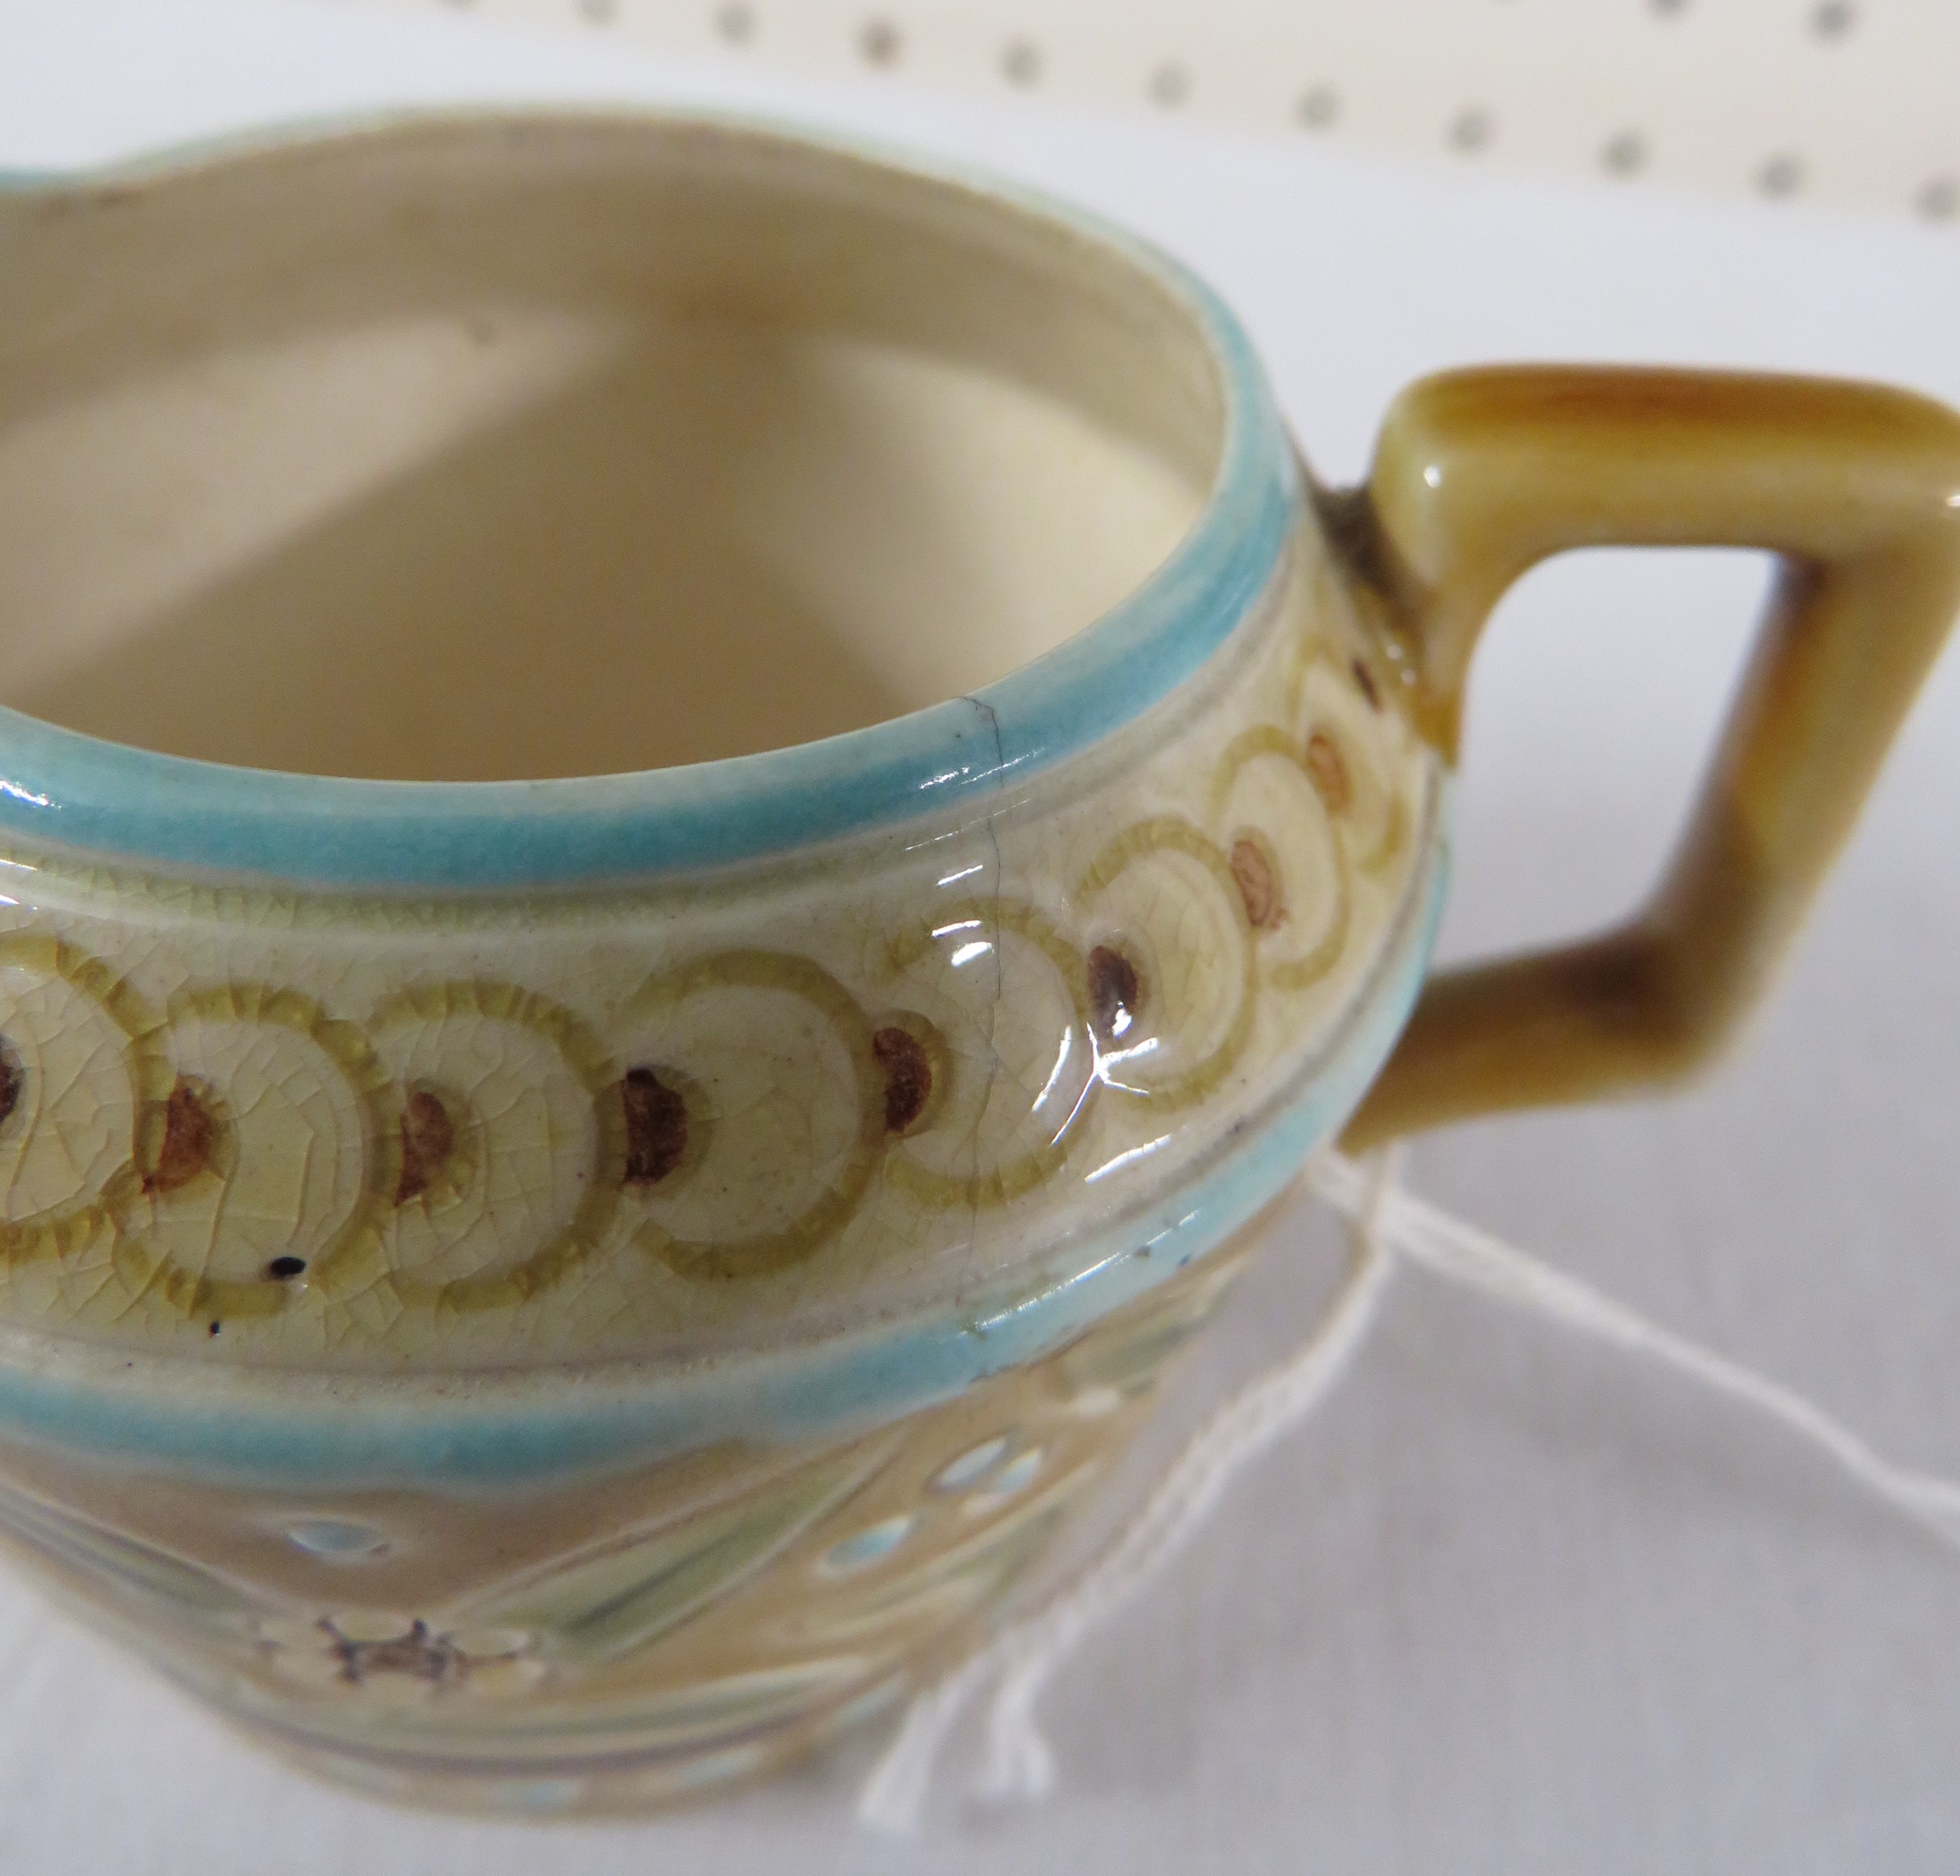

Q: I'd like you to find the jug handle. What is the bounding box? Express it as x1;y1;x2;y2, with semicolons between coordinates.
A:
1335;366;1960;1148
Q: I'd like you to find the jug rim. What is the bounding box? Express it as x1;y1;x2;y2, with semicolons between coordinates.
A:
0;106;1296;890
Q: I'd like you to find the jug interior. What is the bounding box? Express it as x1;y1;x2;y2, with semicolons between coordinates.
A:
0;120;1226;782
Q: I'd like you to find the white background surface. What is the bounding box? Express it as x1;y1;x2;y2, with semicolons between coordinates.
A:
2;3;1960;1870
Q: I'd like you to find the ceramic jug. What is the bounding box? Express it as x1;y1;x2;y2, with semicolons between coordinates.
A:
0;111;1953;1811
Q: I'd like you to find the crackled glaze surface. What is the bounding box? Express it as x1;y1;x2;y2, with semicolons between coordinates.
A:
0;540;1429;1370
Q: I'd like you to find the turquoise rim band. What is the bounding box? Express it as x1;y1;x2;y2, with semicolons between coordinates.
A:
0;112;1297;890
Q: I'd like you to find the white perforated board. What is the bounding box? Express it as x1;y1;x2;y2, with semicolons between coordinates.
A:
332;0;1960;220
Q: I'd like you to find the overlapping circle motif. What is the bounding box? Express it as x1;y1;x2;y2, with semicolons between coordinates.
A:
622;951;885;1284
0;631;1412;1316
1074;817;1259;1111
369;981;623;1312
111;983;398;1321
879;899;1096;1211
0;930;169;1265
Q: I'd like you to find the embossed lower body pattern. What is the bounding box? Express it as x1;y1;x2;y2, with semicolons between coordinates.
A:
0;1238;1257;1813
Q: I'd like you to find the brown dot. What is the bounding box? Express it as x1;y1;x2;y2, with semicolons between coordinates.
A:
1087;945;1142;1045
1304;730;1353;813
144;1081;219;1195
858;16;899;64
393;1089;457;1206
1350;658;1381;710
872;1026;935;1134
714;0;753;40
0;1038;21;1130
1229;839;1287;931
621;1067;689;1185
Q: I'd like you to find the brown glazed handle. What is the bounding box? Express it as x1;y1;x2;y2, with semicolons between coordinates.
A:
1339;367;1960;1149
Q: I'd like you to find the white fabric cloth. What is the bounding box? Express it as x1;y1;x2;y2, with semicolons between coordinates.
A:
1;5;1959;1872
860;1148;1960;1832
858;1151;1410;1833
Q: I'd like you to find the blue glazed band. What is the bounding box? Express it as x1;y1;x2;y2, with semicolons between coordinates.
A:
0;114;1298;891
